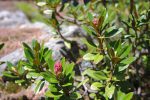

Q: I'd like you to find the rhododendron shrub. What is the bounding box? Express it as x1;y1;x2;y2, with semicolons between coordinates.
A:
2;0;149;100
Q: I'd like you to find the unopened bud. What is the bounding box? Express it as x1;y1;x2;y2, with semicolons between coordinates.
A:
54;61;62;77
93;18;99;27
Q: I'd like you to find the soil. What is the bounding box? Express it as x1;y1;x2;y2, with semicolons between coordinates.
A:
0;1;43;58
0;27;43;57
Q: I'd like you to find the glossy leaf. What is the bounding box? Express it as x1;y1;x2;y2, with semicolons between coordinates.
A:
62;83;72;87
15;80;25;84
76;78;89;89
87;12;94;21
35;80;45;94
2;72;18;78
44;50;54;72
91;82;103;90
119;45;132;58
40;72;58;83
45;90;62;98
120;57;136;65
105;84;115;99
105;27;123;37
81;25;97;36
118;64;129;72
26;72;40;79
49;84;58;92
70;92;82;99
117;90;133;100
83;53;95;61
93;54;103;64
83;69;108;80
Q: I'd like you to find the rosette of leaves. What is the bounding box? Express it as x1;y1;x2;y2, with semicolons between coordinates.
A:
2;40;50;86
41;58;82;99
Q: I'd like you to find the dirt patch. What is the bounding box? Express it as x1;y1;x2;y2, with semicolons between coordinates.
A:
0;1;33;11
0;27;43;57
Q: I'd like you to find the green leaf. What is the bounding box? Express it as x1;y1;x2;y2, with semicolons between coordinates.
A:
120;57;136;65
24;48;34;63
15;80;25;84
76;78;89;89
105;84;115;99
117;90;133;100
49;84;58;92
118;57;136;71
125;92;133;100
87;12;94;21
105;27;123;37
0;43;4;50
61;57;66;73
89;93;96;99
7;62;14;70
91;82;103;90
26;72;40;79
82;25;91;34
117;90;126;100
83;69;108;80
2;72;18;78
22;42;32;51
93;54;103;64
35;80;45;94
64;41;71;49
118;64;129;72
17;61;24;75
44;50;54;72
62;58;74;77
62;83;72;87
45;91;62;98
70;92;82;99
81;25;97;36
83;53;95;61
119;45;132;58
115;40;122;54
40;72;58;83
98;16;105;28
65;63;74;76
32;39;40;51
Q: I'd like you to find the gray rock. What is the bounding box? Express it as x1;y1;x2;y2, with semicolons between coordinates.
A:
0;10;29;28
45;38;65;61
80;60;94;71
0;49;24;75
61;25;87;38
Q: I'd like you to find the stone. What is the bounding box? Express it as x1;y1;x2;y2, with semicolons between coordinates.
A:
61;25;87;38
0;10;29;28
80;60;94;71
0;49;24;75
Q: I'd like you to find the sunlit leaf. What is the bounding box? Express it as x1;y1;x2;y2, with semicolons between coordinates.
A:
83;53;95;61
91;82;103;90
105;84;115;99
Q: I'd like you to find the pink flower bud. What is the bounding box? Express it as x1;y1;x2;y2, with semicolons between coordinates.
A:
93;18;99;27
54;61;62;76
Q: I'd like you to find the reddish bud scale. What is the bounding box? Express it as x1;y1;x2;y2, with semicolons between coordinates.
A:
54;61;62;76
